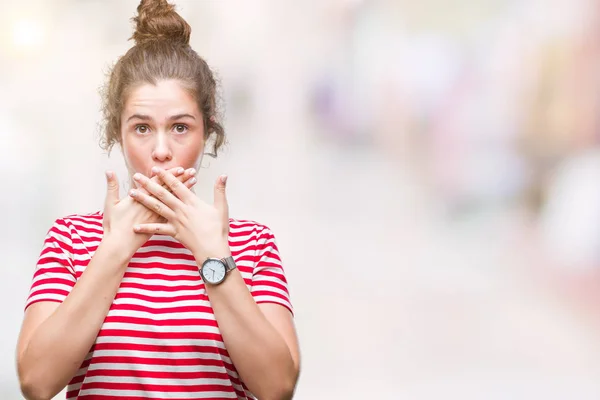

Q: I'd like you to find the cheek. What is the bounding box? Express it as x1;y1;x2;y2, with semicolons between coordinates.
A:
176;134;205;165
122;135;150;171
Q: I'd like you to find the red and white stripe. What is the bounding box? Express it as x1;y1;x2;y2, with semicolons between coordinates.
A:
26;212;293;399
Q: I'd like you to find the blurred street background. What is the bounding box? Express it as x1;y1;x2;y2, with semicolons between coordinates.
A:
2;0;600;399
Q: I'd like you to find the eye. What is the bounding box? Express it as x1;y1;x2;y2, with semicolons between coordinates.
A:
173;124;188;134
135;125;150;135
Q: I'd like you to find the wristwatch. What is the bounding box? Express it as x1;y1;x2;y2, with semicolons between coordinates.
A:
200;256;237;285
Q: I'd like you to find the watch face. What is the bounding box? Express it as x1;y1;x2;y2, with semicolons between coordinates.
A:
201;259;227;284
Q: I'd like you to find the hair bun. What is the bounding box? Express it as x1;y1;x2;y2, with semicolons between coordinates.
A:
131;0;191;46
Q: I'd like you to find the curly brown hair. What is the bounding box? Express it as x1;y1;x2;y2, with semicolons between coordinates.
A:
100;0;224;156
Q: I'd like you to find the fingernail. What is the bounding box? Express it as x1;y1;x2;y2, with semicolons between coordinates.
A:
151;166;159;174
105;171;113;179
133;173;142;181
189;168;196;176
177;167;184;174
129;189;137;197
221;175;228;184
189;177;197;185
134;225;141;231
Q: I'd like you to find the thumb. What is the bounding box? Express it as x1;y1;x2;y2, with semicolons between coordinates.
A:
104;171;120;211
213;175;229;215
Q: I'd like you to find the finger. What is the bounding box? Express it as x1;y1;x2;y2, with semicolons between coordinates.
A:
129;188;176;220
151;166;185;179
150;167;184;192
158;171;196;192
133;223;176;236
184;176;197;189
133;171;182;210
153;167;194;203
135;167;194;194
157;168;195;193
213;175;229;216
104;171;120;210
178;168;197;187
135;167;183;190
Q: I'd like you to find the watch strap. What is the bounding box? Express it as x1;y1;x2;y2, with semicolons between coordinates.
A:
222;256;237;272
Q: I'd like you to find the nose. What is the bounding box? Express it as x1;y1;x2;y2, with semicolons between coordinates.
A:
151;132;173;162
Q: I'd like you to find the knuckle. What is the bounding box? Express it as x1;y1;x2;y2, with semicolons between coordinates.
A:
169;180;181;191
156;188;168;200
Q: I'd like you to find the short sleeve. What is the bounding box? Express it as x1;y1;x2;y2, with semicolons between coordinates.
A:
251;226;293;315
25;218;77;311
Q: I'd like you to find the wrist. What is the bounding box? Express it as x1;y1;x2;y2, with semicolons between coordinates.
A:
100;233;137;266
193;245;232;266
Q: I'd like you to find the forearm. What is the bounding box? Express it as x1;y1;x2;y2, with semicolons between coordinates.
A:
18;237;131;400
205;269;298;400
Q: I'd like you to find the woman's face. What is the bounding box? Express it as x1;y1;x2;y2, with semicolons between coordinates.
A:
120;79;205;179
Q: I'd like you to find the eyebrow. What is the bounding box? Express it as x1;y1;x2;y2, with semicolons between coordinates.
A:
126;113;196;123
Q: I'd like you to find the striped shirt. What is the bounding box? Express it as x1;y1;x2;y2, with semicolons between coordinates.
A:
25;212;293;400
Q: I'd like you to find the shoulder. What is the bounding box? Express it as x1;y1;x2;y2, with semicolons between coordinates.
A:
47;211;103;236
54;211;103;226
229;218;271;233
229;218;277;244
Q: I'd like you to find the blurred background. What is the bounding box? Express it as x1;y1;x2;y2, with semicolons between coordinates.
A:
2;0;600;398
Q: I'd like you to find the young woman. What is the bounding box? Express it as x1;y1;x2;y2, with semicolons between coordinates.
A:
16;1;300;399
